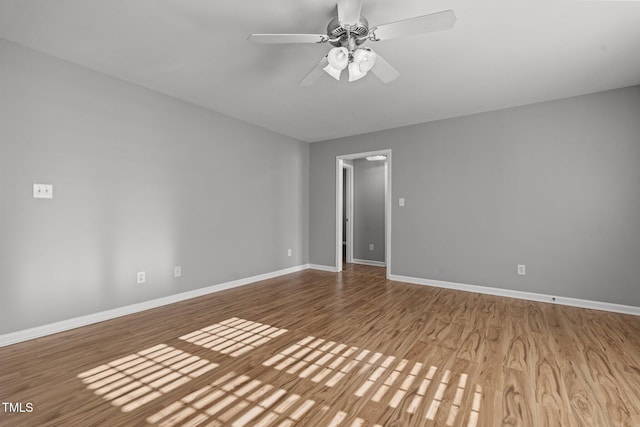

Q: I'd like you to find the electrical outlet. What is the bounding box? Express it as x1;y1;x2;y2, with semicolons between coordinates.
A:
287;248;292;257
399;198;405;207
174;266;182;278
137;271;146;283
33;183;53;199
517;264;526;276
369;244;374;251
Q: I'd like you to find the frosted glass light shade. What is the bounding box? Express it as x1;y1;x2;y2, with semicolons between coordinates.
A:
348;61;366;81
327;47;349;69
355;49;377;72
348;49;377;82
323;64;343;80
324;47;349;80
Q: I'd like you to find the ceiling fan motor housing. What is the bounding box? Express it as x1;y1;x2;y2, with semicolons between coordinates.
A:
327;16;369;47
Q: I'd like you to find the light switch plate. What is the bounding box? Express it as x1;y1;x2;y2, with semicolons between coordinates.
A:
399;198;405;207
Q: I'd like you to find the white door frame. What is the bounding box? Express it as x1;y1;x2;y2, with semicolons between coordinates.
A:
336;149;392;278
343;163;354;264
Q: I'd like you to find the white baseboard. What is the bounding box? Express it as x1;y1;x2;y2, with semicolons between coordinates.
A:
388;274;640;316
0;264;309;347
307;264;338;272
6;266;637;347
352;259;386;267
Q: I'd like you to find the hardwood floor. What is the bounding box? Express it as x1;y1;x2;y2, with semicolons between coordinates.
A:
1;265;639;426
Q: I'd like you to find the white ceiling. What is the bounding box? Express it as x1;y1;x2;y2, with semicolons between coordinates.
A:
1;1;640;142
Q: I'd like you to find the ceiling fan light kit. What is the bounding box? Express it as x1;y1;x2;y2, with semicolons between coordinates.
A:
248;0;456;86
324;46;376;82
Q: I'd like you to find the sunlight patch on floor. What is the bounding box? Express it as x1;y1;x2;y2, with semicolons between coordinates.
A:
77;344;218;412
407;365;437;413
328;411;385;427
78;329;482;425
179;318;288;357
324;363;479;426
467;384;483;427
426;369;451;420
260;335;482;425
262;336;381;388
146;371;315;427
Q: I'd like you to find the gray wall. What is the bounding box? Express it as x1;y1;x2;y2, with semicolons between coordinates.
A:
309;85;640;307
353;158;385;263
0;40;309;334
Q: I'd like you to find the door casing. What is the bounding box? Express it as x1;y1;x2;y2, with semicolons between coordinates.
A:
335;149;391;277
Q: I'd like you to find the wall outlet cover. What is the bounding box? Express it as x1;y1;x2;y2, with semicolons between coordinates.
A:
33;183;53;199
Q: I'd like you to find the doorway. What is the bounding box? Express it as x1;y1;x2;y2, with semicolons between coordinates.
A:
335;150;391;278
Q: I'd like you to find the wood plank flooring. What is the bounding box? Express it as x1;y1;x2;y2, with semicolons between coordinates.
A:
1;264;639;426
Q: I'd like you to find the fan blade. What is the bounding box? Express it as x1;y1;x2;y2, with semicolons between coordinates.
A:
337;0;363;25
299;55;330;87
248;34;328;44
371;10;456;41
370;51;399;83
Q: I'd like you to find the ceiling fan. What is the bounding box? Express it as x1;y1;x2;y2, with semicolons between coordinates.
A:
247;0;456;86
